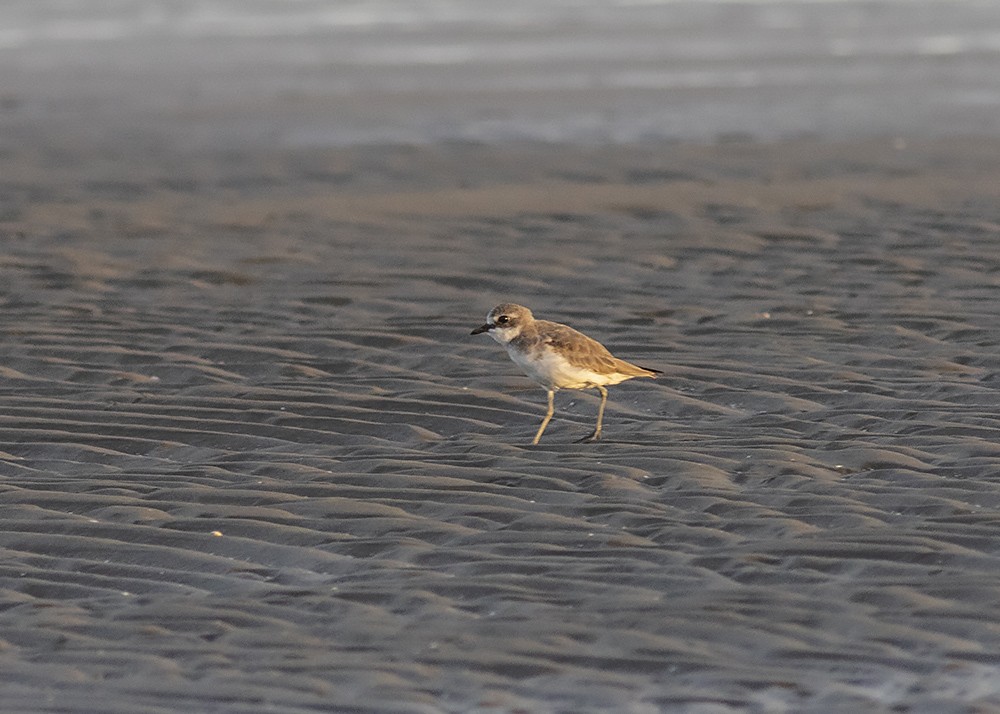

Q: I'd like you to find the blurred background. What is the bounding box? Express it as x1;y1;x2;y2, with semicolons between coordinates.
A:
2;0;1000;150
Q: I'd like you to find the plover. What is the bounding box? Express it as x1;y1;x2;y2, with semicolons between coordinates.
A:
471;303;660;444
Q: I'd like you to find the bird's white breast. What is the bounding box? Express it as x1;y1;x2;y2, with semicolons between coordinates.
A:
505;343;617;389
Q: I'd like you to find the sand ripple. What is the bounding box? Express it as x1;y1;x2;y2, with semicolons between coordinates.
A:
2;139;1000;711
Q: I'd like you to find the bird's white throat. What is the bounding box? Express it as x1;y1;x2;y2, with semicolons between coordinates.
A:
488;325;521;345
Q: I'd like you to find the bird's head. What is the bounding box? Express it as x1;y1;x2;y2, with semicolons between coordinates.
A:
470;303;533;344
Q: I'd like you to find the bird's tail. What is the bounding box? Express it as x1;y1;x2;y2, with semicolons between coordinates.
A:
616;359;661;378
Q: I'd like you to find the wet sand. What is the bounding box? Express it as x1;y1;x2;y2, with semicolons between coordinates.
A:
3;136;1000;711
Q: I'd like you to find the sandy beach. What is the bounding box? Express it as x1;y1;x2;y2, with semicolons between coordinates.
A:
2;135;1000;712
4;1;1000;712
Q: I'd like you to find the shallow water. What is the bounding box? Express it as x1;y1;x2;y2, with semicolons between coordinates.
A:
3;0;1000;147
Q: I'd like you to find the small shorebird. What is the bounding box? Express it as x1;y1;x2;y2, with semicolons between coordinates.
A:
471;303;660;444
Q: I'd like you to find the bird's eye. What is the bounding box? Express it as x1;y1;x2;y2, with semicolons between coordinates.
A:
496;315;510;325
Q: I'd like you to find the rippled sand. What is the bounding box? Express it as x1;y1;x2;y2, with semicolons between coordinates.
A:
2;138;1000;711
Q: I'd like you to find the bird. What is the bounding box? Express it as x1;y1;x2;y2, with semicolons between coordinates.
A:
471;303;660;444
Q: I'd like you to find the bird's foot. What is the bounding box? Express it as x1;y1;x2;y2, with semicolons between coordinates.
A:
575;431;601;443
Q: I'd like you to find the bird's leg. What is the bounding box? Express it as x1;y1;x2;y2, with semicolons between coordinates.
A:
532;389;555;445
576;385;608;443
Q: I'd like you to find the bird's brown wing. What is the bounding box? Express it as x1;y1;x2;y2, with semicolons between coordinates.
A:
538;320;660;377
537;321;628;373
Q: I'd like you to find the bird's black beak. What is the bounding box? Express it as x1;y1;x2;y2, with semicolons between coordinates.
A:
470;323;492;335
